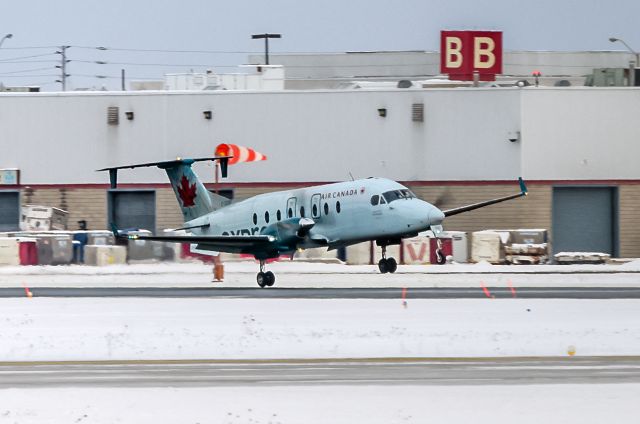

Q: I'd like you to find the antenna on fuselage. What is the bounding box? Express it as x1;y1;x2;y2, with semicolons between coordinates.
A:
348;172;355;181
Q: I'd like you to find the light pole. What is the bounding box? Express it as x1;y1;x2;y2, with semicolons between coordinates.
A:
609;37;639;66
0;33;13;49
610;37;638;86
251;33;281;65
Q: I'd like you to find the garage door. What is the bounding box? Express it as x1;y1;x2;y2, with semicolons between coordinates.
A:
552;187;617;256
0;191;20;231
108;190;156;233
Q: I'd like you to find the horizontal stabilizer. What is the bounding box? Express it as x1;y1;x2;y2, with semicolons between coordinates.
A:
97;156;232;188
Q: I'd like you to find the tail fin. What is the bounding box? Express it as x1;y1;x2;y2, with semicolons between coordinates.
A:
164;162;214;221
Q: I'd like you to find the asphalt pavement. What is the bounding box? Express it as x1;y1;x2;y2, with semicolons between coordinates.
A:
1;357;638;388
1;286;640;298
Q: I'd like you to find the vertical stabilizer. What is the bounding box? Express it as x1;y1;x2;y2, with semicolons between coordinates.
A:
161;160;214;222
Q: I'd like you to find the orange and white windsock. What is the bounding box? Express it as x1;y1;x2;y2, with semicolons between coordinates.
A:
215;143;267;165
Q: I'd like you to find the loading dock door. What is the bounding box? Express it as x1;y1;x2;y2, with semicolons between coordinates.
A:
109;190;156;233
552;187;617;256
0;191;20;231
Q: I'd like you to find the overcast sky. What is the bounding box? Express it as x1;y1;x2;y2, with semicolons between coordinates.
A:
0;0;638;90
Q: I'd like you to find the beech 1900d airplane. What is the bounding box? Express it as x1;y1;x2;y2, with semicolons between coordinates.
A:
100;151;527;288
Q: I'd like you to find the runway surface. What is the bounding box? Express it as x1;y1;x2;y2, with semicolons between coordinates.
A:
1;286;640;298
1;357;638;388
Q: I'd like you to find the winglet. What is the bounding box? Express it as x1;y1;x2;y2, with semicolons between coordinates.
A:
518;177;528;195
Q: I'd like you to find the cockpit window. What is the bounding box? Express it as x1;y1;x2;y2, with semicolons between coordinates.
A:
370;195;379;206
382;189;416;203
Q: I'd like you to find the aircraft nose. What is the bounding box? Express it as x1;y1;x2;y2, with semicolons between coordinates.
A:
429;207;445;225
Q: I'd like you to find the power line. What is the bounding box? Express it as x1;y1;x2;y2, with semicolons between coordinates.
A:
0;53;58;62
0;66;55;75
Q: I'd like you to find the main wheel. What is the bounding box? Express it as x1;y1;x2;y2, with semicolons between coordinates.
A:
386;257;398;273
257;272;266;288
378;258;388;274
265;271;275;287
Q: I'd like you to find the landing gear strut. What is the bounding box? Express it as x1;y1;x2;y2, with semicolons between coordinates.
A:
256;260;275;288
378;245;398;274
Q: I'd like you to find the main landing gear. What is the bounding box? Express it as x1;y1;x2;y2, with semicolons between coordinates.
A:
256;259;275;288
378;245;398;274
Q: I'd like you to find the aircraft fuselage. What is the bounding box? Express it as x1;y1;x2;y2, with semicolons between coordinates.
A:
185;177;443;258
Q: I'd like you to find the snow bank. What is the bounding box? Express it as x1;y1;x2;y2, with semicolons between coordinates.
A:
2;261;640;288
1;298;639;361
1;384;638;424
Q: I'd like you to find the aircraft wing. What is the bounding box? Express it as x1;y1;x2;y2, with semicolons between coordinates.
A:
443;177;528;217
120;232;276;248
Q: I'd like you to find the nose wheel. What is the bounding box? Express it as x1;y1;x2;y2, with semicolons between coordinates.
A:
256;260;276;288
378;246;398;274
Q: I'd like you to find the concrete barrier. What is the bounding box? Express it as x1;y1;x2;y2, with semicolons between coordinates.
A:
346;242;372;265
402;236;430;264
84;245;127;266
0;238;20;266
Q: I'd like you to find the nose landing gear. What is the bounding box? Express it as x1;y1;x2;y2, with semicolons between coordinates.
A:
377;245;398;274
256;259;275;288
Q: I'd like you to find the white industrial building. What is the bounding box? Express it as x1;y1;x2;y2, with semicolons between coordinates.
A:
1;51;639;258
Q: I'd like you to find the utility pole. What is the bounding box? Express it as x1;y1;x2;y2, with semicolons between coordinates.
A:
55;46;70;91
251;33;281;65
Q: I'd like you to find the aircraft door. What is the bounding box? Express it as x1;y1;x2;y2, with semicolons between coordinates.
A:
286;197;297;218
311;194;321;219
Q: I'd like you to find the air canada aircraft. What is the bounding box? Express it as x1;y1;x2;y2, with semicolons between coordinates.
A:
100;154;527;288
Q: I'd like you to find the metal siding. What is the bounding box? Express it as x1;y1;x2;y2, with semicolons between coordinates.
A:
552;187;617;255
109;190;156;233
0;191;20;231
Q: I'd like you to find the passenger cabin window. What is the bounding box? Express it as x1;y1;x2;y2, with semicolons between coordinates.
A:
252;213;257;225
300;206;305;218
324;203;329;215
336;201;341;213
265;211;270;223
312;204;318;217
382;189;416;203
277;210;282;221
370;195;379;206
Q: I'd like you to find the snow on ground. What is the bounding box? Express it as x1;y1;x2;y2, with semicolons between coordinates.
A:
2;384;639;424
1;298;639;361
1;261;640;288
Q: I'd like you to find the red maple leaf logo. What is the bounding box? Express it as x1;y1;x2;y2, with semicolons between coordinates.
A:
177;175;197;207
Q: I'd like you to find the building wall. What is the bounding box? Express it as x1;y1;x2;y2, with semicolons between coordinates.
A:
2;87;640;256
1;89;521;184
619;184;640;258
521;88;640;180
252;51;635;80
12;180;640;257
